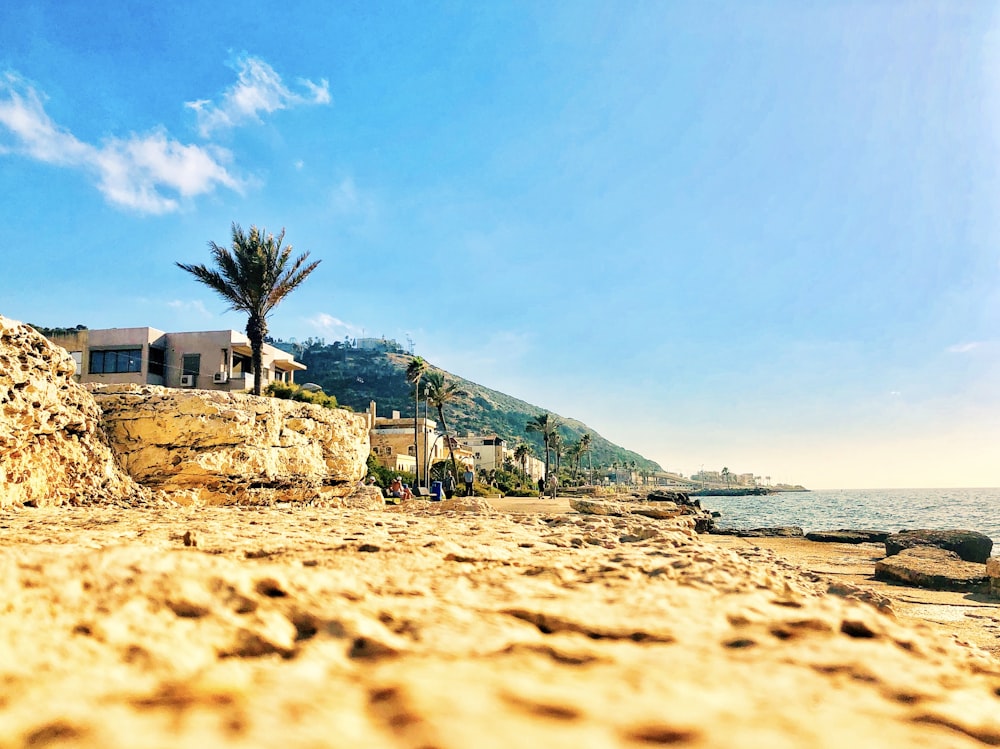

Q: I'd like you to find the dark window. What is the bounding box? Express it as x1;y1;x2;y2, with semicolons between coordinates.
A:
89;348;142;374
148;347;165;377
182;354;201;376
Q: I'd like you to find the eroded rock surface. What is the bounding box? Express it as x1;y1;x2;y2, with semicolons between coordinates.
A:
89;384;371;505
875;546;989;592
0;315;141;507
0;505;998;748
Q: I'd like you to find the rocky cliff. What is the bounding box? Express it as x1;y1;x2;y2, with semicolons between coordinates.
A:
0;315;140;507
89;384;372;505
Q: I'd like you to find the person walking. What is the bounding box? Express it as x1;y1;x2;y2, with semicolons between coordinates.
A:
444;472;456;499
538;476;545;498
463;465;475;496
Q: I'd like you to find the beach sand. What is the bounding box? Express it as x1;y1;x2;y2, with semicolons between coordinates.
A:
489;495;1000;657
1;499;998;747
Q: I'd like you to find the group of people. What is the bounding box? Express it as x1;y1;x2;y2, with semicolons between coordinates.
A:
367;464;478;503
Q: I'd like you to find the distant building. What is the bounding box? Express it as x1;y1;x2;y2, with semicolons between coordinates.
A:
369;407;446;476
455;434;507;474
46;327;305;391
356;337;402;353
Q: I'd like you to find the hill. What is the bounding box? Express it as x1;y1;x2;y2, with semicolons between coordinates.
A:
284;340;662;473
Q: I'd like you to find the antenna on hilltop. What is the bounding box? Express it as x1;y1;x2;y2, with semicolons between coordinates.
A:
406;334;414;354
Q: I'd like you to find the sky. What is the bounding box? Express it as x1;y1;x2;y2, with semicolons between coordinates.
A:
2;1;998;490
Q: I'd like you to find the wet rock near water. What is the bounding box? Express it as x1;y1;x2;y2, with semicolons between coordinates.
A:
570;497;712;531
875;546;990;593
806;530;890;544
885;529;993;564
710;526;805;538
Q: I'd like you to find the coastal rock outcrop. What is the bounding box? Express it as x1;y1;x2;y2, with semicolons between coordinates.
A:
88;384;372;505
0;315;141;507
806;529;890;544
711;526;805;538
875;546;989;592
885;529;993;564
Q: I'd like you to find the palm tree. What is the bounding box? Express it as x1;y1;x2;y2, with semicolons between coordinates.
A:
176;223;319;395
525;413;559;494
423;371;465;480
405;356;427;484
513;443;532;480
580;432;593;484
721;466;731;488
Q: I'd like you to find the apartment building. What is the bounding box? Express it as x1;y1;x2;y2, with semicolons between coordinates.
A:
46;327;305;391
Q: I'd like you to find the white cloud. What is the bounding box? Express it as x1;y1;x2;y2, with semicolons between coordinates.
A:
307;313;361;339
0;72;241;214
186;55;330;137
167;299;211;317
947;342;982;354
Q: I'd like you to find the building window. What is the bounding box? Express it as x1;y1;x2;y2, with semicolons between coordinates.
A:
182;354;201;376
148;347;165;377
89;349;142;374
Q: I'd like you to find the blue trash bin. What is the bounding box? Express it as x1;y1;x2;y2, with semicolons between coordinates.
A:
430;481;443;501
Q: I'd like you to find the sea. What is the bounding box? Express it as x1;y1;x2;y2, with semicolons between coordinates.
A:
700;487;1000;547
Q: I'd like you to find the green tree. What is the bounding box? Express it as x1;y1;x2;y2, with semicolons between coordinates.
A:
424;371;465;479
513;442;532;479
526;413;560;496
721;466;731;488
405;356;427;484
579;432;593;484
176;223;319;395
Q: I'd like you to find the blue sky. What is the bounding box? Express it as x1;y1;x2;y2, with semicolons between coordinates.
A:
2;1;998;489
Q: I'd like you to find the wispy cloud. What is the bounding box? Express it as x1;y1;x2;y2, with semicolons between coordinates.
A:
307;313;361;340
947;342;982;354
166;299;211;317
186;55;330;137
0;71;240;214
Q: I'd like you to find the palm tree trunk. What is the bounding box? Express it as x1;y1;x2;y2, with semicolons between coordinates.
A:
413;380;420;488
437;405;460;480
246;315;265;396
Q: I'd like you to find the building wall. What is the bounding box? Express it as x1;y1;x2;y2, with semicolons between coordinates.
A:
46;327;305;392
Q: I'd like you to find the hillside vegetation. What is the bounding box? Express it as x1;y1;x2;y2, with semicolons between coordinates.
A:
286;341;662;472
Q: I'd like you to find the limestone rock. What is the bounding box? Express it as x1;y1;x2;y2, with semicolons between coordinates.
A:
89;384;370;505
885;529;993;563
806;529;890;544
875;546;989;592
0;505;999;748
0;315;141;507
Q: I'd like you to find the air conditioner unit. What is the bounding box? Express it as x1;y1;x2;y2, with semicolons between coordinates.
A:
180;375;195;387
213;372;228;384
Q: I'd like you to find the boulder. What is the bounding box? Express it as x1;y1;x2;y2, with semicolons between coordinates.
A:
806;530;890;544
875;546;989;593
89;384;370;505
0;315;142;507
646;489;691;504
570;497;709;530
884;529;993;564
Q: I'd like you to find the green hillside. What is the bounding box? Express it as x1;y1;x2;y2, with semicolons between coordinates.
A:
285;340;661;473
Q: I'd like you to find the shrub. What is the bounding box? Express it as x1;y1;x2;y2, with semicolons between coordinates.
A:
265;381;338;409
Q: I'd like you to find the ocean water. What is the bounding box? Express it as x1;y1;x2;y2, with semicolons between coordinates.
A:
701;488;1000;547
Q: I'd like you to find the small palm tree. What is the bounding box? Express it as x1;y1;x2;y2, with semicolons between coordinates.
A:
424;371;465;479
176;223;319;395
579;432;593;484
721;466;731;488
513;443;532;480
526;413;559;495
405;356;427;484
